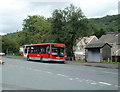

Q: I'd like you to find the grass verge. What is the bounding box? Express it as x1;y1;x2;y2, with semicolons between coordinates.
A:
74;60;120;64
101;61;120;64
4;55;23;58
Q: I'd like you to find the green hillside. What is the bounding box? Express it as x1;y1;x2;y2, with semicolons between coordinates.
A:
88;14;119;38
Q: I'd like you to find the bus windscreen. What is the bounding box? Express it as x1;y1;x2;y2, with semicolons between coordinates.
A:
52;45;65;57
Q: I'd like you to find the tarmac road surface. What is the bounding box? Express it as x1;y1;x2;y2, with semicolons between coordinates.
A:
1;57;119;90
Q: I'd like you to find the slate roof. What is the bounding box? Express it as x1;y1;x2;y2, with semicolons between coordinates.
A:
96;32;120;44
85;43;112;49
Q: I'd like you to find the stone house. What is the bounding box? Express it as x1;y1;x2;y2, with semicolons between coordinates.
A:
96;31;120;56
74;35;98;60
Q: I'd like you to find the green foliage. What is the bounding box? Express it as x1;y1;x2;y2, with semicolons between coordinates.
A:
75;60;86;62
101;61;120;64
2;36;19;54
93;28;106;38
22;15;52;44
89;14;119;38
51;4;89;57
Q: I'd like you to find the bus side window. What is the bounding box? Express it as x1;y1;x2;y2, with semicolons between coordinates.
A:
40;48;45;54
30;49;33;53
37;49;40;53
46;46;50;54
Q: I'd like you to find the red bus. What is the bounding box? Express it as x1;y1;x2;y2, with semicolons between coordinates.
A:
22;43;66;63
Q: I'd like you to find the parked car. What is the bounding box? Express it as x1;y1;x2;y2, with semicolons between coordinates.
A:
0;53;5;56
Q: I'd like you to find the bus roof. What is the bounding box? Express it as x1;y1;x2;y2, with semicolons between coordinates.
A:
23;43;65;47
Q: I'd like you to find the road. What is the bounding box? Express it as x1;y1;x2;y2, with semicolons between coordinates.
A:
1;57;119;90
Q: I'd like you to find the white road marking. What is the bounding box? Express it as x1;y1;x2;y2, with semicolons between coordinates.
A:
78;80;83;82
57;74;69;77
69;78;73;80
86;80;89;82
45;71;52;74
102;71;118;75
99;82;112;86
90;83;97;85
63;75;69;78
57;74;63;76
75;78;79;80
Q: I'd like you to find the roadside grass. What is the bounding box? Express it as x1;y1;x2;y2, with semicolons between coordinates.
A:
4;55;23;58
74;60;86;63
101;61;120;64
74;60;120;64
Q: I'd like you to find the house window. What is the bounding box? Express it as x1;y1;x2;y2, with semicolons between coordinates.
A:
77;46;80;50
81;45;83;49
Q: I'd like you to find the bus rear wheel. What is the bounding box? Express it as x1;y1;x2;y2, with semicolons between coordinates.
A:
40;57;45;63
27;56;30;61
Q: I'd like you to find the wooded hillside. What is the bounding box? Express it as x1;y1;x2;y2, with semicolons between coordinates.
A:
89;14;119;38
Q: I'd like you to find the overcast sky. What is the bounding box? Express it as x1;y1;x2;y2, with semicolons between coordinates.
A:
0;0;119;35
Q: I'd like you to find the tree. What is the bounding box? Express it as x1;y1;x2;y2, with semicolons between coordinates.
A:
2;36;19;54
51;4;89;59
22;15;52;44
94;28;106;38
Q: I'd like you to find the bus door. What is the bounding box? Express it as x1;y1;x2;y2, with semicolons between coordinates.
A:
39;45;50;59
23;46;29;58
